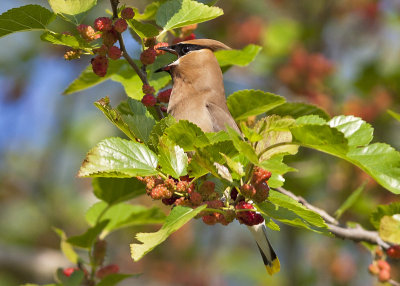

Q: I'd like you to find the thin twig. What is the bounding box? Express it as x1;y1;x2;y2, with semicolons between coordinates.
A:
110;0;164;119
275;187;391;250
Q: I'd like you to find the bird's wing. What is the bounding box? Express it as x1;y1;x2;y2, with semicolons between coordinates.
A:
206;102;241;133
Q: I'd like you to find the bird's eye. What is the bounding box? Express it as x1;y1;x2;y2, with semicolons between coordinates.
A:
182;46;191;55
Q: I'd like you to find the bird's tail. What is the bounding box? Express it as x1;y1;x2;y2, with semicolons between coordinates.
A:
247;223;280;275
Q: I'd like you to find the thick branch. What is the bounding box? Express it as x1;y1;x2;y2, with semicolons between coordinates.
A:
275;187;391;250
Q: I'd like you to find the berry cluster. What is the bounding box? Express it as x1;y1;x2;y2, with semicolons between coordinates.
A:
141;87;172;110
137;167;272;227
63;7;133;77
240;167;271;203
368;246;397;282
277;47;334;112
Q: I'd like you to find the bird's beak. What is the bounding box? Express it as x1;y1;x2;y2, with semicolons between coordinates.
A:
156;46;178;55
155;46;178;73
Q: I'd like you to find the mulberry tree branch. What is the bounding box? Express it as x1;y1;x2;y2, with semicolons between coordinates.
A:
109;0;164;119
275;187;391;250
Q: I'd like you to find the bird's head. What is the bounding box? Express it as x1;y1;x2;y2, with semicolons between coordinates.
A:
154;39;230;73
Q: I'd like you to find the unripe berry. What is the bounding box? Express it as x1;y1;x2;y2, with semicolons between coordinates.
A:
64;49;82;60
141;94;157;107
121;7;135;20
190;192;202;206
140;48;156;65
144;37;156;48
377;260;390;271
252;167;272;185
235;201;264;226
108;46;122;60
93;44;108;56
375;246;384;258
96;264;119;279
240;184;256;198
368;264;379;275
150;184;173;200
202;215;218;225
176;181;189;192
378;269;391;282
102;30;118;47
94;17;112;31
183;33;196;41
253;181;270;203
154;42;169;55
206;200;224;209
63;267;78;277
142;84;155;95
91;55;108;77
77;24;100;41
157;89;172;103
387;245;400;259
199;181;215;196
114;19;128;33
164;178;176;191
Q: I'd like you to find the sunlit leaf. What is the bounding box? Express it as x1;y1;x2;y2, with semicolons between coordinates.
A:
130;205;207;261
53;227;79;264
268;102;330;120
156;0;223;31
370;202;400;229
78;137;158;177
329;115;373;147
128;19;159;38
215;44;262;67
379;215;400;244
227;90;285;121
0;5;55;38
41;31;92;49
48;0;96;15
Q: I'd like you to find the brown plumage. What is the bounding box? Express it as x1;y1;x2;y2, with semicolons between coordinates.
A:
155;39;280;275
157;39;240;133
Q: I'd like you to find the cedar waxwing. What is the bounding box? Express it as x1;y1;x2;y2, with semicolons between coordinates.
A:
156;39;280;275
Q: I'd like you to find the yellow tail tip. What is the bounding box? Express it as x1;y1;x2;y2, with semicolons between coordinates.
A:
266;258;280;275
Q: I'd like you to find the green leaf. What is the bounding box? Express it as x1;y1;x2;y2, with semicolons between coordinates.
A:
67;220;109;248
267;102;330;120
156;0;223;31
290;125;348;156
94;97;136;140
329;115;373;147
86;202;166;233
128;19;160;38
130;205;207;261
215;44;262;67
296;115;327;125
254;116;298;161
239;122;263;142
122;114;156;143
48;0;96;15
205;130;230;144
264;217;280;231
226;126;258;164
334;183;366;219
148;116;176;152
379;215;400;244
133;2;162;21
92;177;145;205
0;5;56;38
158;138;188;178
97;274;138;286
63;60;126;95
370;202;400;229
56;269;84;286
40;31;92;49
347;143;400;194
78;137;158;177
227;90;285;121
164;120;209;151
257;190;329;234
53;227;79;264
191;141;237;178
388;109;400;122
